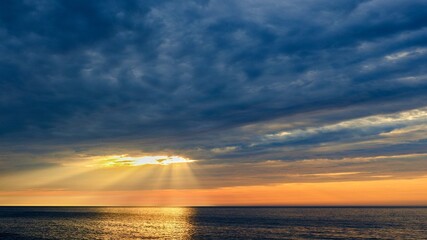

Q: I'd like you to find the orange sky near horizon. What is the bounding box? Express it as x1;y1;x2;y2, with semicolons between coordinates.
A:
2;176;427;206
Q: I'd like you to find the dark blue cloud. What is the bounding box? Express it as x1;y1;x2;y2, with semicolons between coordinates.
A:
1;0;427;171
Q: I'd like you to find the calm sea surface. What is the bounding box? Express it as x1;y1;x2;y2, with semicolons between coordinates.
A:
0;207;426;239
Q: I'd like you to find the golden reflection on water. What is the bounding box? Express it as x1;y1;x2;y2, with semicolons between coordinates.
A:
155;207;195;239
94;207;195;239
1;207;427;239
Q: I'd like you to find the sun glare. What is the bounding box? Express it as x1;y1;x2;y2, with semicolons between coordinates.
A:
97;155;196;167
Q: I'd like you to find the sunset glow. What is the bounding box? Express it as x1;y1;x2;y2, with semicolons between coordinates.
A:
2;176;427;206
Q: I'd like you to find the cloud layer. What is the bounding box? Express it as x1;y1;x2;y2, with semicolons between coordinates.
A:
1;0;427;189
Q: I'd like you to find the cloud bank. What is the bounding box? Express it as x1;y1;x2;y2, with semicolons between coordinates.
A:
1;0;427;190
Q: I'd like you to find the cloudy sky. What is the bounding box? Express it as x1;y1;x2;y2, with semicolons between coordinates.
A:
1;0;427;206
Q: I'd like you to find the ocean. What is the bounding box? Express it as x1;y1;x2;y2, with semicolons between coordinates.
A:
0;207;426;239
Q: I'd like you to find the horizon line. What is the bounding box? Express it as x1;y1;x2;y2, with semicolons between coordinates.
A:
1;205;427;208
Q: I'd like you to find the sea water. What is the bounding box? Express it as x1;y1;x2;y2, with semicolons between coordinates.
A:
0;207;426;239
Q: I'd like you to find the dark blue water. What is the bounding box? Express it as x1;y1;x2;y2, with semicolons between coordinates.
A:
0;207;426;239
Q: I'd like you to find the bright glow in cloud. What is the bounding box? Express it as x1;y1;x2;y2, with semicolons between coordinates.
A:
94;155;196;167
385;48;427;61
211;146;238;154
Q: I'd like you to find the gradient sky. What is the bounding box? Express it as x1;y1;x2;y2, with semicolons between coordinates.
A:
1;0;427;206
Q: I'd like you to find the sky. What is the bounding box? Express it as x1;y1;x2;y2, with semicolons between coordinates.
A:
1;0;427;206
